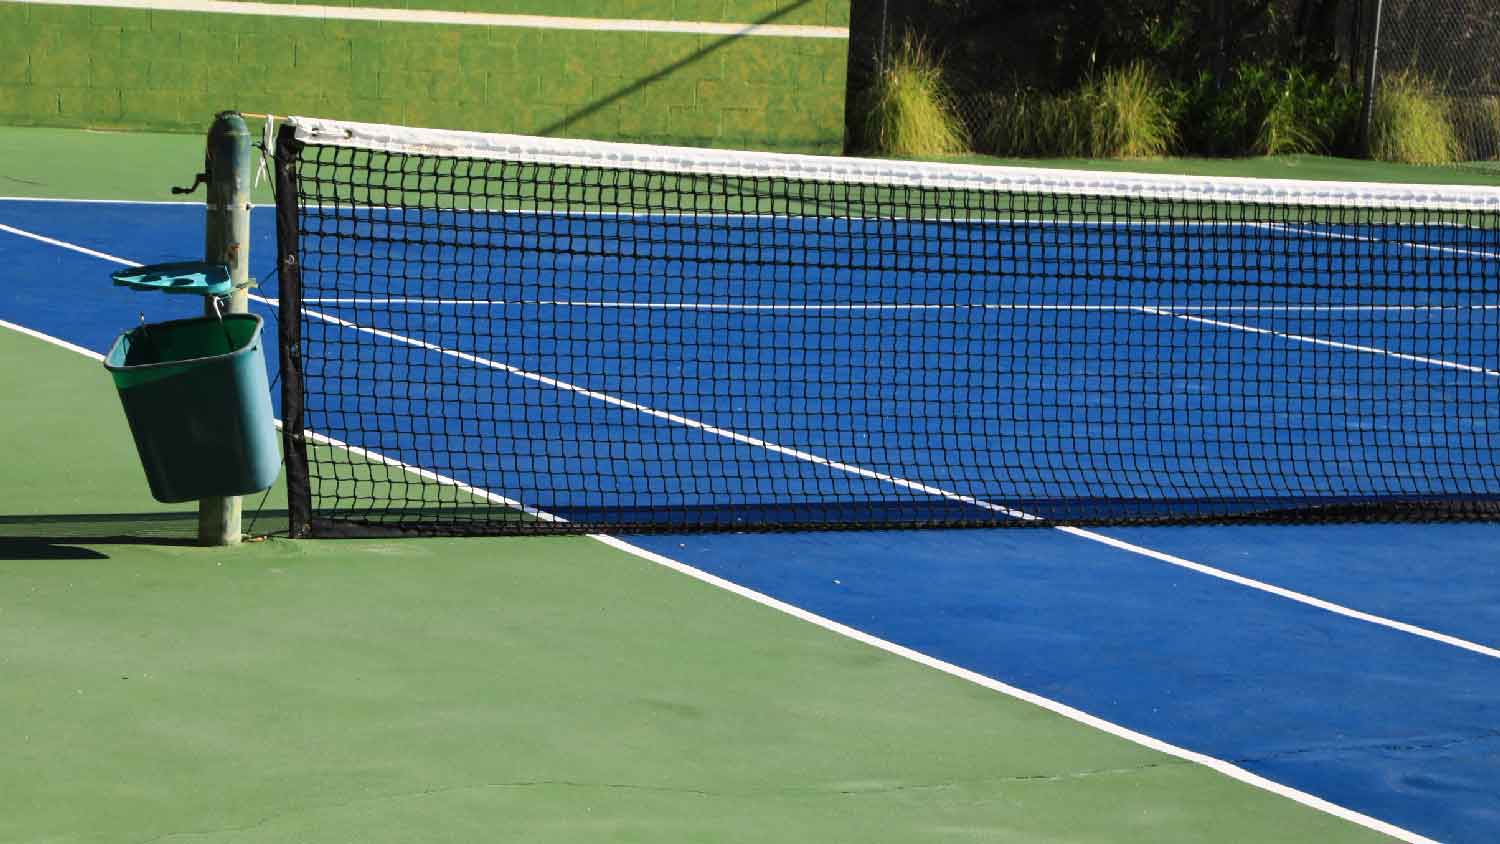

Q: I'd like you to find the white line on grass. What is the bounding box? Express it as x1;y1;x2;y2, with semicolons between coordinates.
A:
0;309;1444;844
11;0;850;38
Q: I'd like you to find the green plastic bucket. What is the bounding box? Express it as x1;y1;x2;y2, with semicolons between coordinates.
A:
104;313;280;503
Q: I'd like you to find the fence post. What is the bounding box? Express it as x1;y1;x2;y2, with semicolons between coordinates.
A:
1357;0;1385;158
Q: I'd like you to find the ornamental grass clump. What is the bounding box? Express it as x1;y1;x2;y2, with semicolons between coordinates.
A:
861;35;968;157
1082;62;1176;159
1370;71;1460;165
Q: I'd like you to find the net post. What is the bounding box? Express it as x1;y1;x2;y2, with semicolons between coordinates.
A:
197;111;253;546
274;121;312;538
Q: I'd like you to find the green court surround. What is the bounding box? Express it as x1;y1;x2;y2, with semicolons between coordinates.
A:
0;122;1430;842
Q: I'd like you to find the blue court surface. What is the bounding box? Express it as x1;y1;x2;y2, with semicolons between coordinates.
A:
3;197;1500;842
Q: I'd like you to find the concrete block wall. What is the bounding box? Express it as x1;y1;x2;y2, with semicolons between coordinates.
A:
0;0;849;152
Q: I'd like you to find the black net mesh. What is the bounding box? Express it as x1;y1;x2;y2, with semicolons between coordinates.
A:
275;122;1500;536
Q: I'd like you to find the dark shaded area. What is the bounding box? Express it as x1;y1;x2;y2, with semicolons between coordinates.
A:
0;542;110;560
845;0;1499;159
845;0;1367;155
861;0;1358;92
0;510;288;545
1378;0;1500;97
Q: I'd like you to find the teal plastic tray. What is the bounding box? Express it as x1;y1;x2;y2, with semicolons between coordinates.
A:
111;262;234;297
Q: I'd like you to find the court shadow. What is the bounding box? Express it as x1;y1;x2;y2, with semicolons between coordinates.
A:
0;541;110;561
0;510;290;546
541;0;818;138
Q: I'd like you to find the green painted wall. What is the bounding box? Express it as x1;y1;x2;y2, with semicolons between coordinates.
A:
240;0;848;27
0;1;848;152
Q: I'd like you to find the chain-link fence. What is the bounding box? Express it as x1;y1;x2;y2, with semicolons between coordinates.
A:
1374;0;1500;161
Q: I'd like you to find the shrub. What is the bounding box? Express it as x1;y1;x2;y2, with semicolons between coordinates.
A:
1170;70;1242;155
1256;68;1359;156
1369;71;1460;165
980;63;1173;159
1172;64;1357;157
859;35;968;157
1082;62;1177;158
978;88;1089;157
1449;96;1500;162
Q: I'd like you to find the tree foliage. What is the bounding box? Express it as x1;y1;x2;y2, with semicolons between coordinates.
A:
872;0;1361;94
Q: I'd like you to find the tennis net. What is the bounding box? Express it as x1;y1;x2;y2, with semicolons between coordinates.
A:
274;117;1500;537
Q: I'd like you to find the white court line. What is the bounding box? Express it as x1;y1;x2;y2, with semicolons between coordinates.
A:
0;222;151;265
1141;306;1500;378
298;300;1042;522
590;532;1439;844
0;317;104;360
0;196;199;206
12;0;850;38
1277;222;1500;262
1058;527;1500;660
0;221;1475;843
292;427;561;523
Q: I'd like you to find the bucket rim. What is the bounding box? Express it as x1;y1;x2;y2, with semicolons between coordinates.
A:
103;312;264;373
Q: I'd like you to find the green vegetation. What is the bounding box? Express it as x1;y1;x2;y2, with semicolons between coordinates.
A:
855;1;1500;164
980;64;1174;159
1252;67;1357;155
1141;64;1355;158
976;62;1360;161
979;88;1087;157
1085;62;1176;158
1369;71;1461;165
860;35;968;157
1448;94;1500;162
